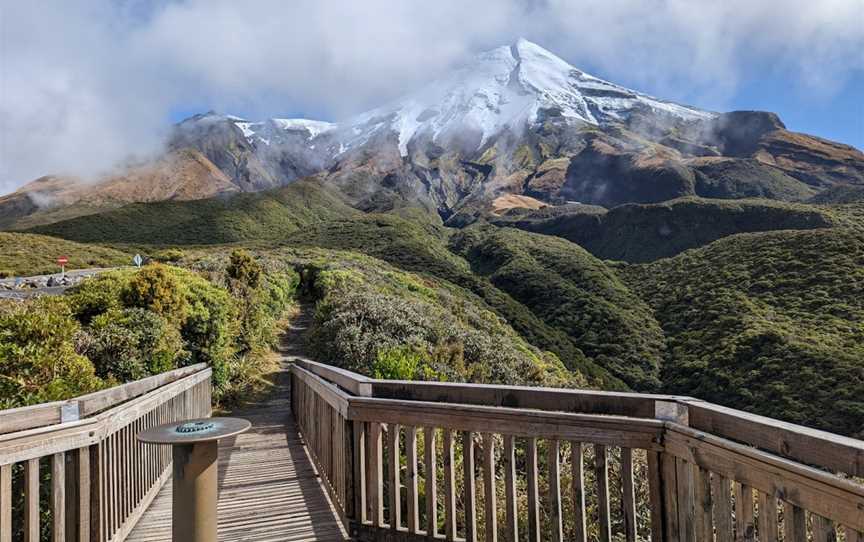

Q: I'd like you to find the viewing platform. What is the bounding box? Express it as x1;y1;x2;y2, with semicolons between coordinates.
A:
1;359;862;541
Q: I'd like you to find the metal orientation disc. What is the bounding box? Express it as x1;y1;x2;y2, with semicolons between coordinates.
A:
137;417;251;444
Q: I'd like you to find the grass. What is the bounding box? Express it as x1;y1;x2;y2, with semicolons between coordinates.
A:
27;180;358;245
0;232;130;276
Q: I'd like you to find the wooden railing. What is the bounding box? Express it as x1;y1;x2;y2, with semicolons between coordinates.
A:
291;359;864;542
0;364;212;542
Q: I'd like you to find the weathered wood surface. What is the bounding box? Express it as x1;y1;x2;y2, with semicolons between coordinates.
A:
5;346;864;542
127;362;348;542
0;364;207;435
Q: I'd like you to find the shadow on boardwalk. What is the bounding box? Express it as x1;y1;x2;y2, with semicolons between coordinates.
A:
127;305;348;541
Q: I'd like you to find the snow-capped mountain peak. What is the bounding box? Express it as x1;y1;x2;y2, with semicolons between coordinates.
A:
337;38;714;156
175;39;716;176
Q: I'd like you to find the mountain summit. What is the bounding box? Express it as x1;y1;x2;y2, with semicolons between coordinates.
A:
208;39;714;160
3;40;863;228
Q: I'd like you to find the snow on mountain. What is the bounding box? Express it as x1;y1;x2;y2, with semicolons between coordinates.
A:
336;38;715;156
271;119;335;139
212;38;714;157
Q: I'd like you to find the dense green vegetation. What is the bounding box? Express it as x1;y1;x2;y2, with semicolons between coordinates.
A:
492;197;834;262
623;228;864;437
11;177;864;436
452;226;666;389
28;180;358;245
0;256;298;409
0;232;129;276
302;251;582;387
289;214;624;388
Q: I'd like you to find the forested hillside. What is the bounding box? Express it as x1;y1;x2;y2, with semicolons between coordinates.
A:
5;182;864;435
623;228;864;437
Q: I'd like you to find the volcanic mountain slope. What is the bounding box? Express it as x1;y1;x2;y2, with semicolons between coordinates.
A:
3;39;862;229
158;39;861;221
490;196;836;262
0;149;238;230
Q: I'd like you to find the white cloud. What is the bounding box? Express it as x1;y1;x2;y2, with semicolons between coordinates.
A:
1;0;861;194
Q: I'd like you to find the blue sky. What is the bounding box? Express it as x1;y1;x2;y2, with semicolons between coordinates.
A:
3;0;863;192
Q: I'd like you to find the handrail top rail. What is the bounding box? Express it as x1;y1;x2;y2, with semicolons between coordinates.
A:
0;366;212;466
0;363;210;435
291;359;864;478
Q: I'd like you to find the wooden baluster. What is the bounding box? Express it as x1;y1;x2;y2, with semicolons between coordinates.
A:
136;417;143;510
482;433;497;542
782;503;806;542
24;458;39;542
621;447;637;542
503;436;518;542
712;474;733;542
52;452;66;542
112;431;119;536
675;458;695;542
463;431;477;542
547;439;562;542
443;429;457;541
353;420;367;524
424;427;438;540
526;437;540;542
1;463;11;542
595;444;612;542
570;442;587;542
406;426;419;534
660;452;680;542
693;465;712;542
387;423;401;531
735;483;755;542
367;422;384;527
102;437;109;539
647;451;665;542
757;491;778;542
77;447;91;542
812;515;836;542
124;425;131;520
91;443;104;542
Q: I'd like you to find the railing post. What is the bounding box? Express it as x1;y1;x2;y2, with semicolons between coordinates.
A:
89;443;102;542
653;400;691;542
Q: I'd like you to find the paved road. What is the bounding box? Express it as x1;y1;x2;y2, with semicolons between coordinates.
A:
0;267;121;299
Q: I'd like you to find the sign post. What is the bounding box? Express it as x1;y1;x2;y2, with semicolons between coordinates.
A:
57;256;68;278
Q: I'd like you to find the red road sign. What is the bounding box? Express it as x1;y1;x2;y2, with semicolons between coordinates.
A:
57;256;69;265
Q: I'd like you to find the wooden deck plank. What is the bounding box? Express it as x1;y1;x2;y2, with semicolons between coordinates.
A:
127;352;348;541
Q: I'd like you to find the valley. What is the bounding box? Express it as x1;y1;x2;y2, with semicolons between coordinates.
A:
2;39;863;438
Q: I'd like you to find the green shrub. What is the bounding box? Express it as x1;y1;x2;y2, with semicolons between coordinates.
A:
81;308;187;382
153;248;185;263
122;264;188;322
0;297;102;408
67;271;129;324
372;346;424;380
226;249;262;289
307;260;585;388
178;272;238;392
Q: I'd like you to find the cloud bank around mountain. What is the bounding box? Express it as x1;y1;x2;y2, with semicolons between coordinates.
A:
1;0;862;194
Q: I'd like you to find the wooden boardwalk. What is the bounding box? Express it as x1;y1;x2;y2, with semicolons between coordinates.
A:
127;311;348;542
